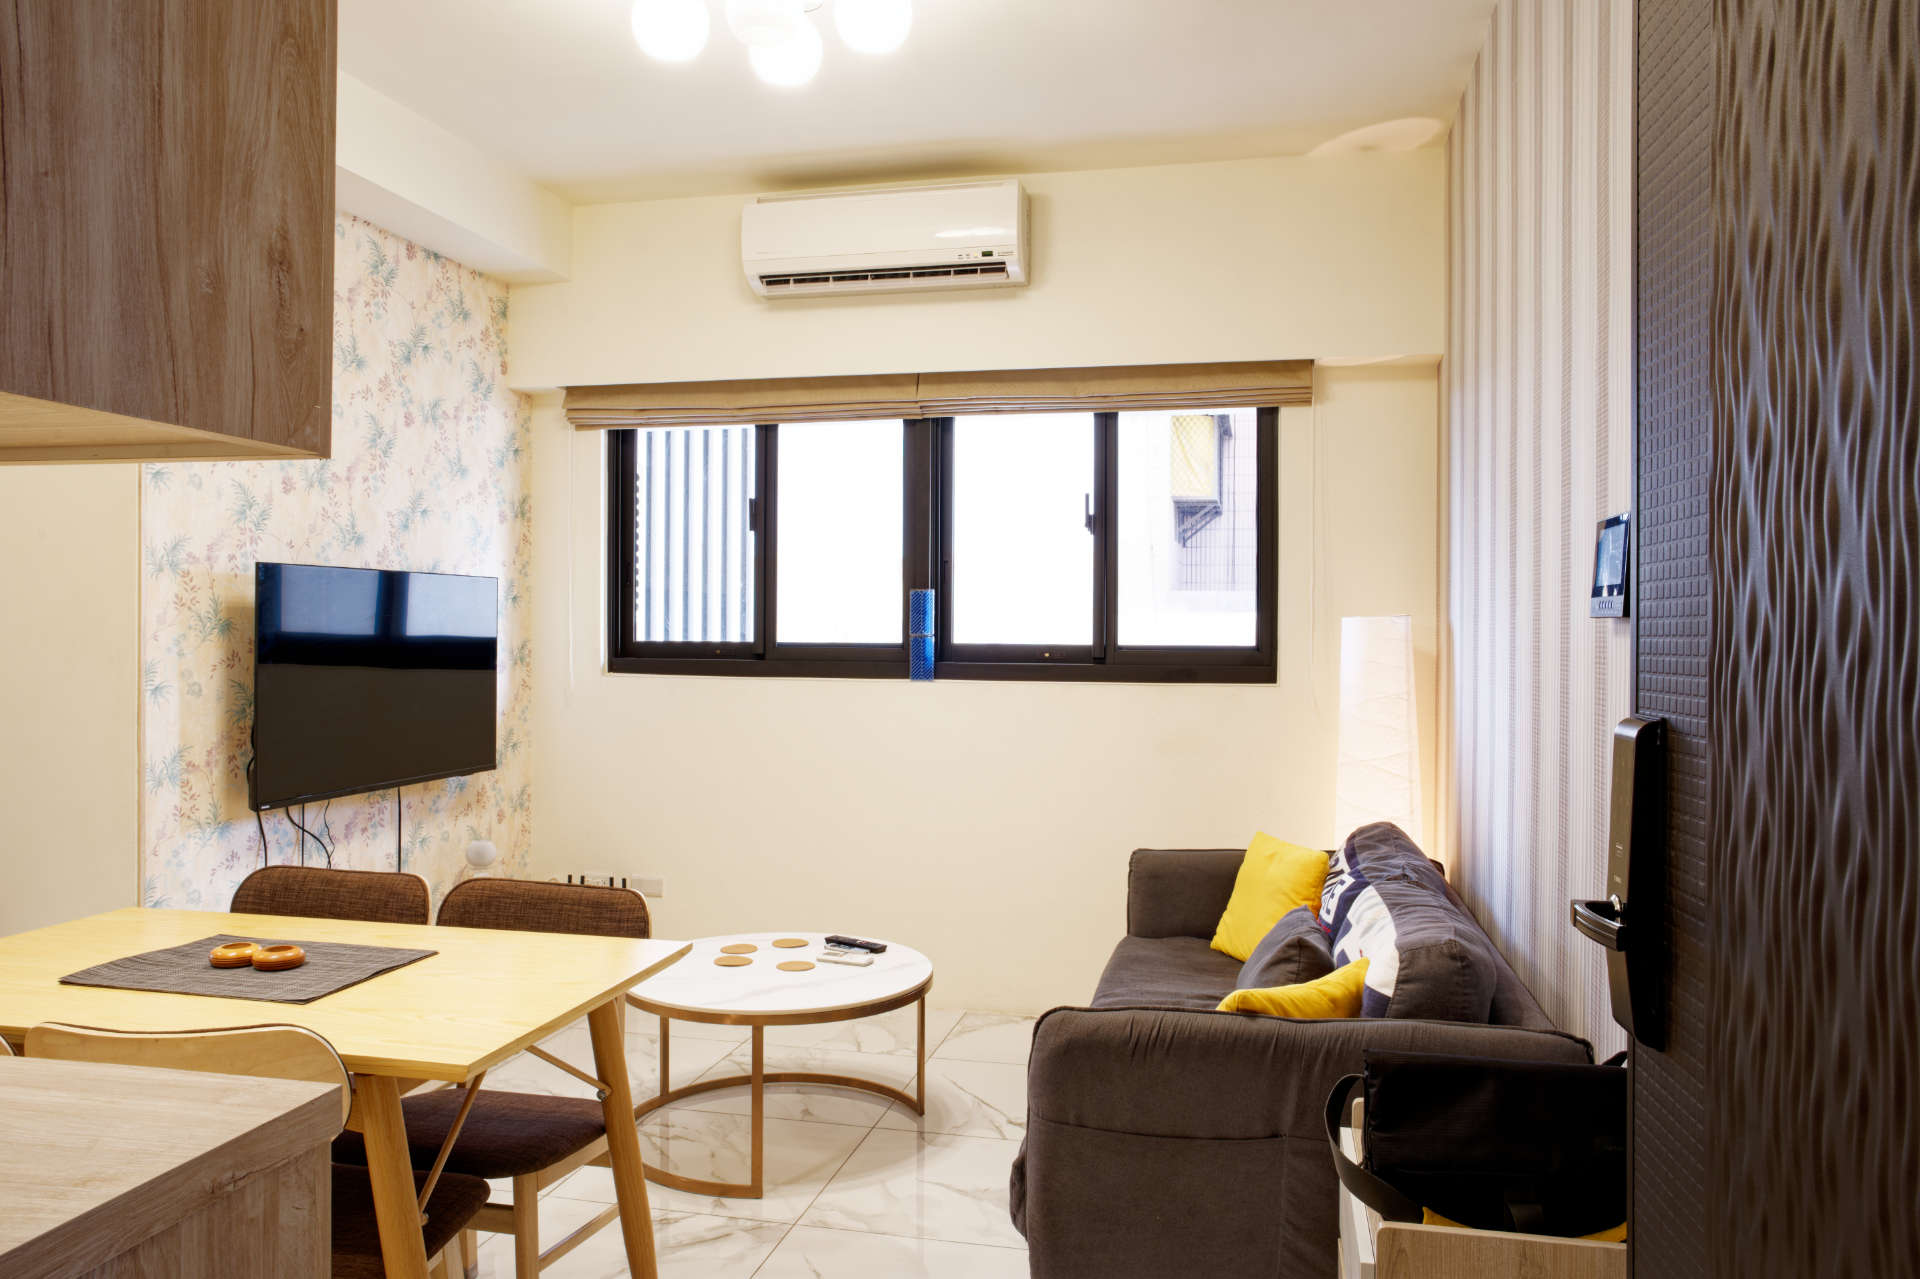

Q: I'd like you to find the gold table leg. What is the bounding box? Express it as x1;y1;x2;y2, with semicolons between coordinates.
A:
632;1007;929;1200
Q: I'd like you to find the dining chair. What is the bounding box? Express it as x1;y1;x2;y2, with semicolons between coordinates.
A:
338;878;652;1279
26;1022;491;1279
231;865;433;925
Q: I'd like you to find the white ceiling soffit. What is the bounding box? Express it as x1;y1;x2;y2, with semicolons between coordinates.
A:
337;0;1497;204
335;73;572;282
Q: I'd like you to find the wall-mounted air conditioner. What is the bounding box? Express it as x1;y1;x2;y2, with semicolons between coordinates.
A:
741;179;1029;298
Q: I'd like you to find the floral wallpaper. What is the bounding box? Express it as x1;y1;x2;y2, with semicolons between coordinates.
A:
139;213;533;909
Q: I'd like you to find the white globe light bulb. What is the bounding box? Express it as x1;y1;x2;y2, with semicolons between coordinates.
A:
631;0;710;62
727;0;808;48
834;0;911;54
748;15;823;86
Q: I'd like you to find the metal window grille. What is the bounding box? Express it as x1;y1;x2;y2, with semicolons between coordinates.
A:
1173;413;1255;591
632;426;755;642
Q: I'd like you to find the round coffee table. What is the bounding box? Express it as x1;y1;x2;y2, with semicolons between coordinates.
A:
627;931;933;1199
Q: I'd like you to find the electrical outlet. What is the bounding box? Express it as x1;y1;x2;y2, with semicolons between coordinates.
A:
561;872;662;898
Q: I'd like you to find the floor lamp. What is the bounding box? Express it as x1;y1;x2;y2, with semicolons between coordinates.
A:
1333;614;1424;848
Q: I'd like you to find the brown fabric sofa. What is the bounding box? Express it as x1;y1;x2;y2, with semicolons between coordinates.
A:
1008;847;1593;1279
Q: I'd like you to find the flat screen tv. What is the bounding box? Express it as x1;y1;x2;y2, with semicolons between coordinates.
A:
250;562;498;811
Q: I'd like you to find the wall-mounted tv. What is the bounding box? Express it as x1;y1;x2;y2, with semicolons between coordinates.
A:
250;562;498;811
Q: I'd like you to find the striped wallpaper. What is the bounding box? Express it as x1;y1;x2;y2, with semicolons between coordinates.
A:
1446;0;1634;1054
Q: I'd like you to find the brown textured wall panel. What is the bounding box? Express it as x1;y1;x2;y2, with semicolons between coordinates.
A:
1633;0;1716;1274
1709;0;1920;1274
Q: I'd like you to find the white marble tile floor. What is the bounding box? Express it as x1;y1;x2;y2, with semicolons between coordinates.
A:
460;1007;1035;1278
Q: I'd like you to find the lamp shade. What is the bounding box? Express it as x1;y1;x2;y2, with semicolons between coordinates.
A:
1333;615;1423;847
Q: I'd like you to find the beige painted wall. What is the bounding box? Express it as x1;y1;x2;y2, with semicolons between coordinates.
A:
507;150;1447;390
528;363;1439;1012
0;465;141;934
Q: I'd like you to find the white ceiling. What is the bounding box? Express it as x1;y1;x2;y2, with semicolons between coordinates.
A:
338;0;1495;204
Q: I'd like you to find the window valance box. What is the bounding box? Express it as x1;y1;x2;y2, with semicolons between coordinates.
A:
562;359;1314;429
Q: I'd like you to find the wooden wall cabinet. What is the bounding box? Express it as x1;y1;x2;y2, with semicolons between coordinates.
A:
0;0;336;463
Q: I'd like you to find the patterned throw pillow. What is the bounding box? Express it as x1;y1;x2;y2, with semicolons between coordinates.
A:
1317;822;1499;1022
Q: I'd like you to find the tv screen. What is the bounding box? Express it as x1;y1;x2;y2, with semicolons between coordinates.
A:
251;562;498;810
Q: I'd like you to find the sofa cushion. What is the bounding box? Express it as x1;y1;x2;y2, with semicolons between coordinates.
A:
1091;936;1244;1010
1209;833;1331;961
1235;906;1335;989
1318;822;1499;1022
1217;956;1370;1019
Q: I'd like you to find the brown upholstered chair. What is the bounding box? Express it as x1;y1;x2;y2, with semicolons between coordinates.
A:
26;1022;490;1279
438;876;651;939
231;865;433;925
337;877;651;1279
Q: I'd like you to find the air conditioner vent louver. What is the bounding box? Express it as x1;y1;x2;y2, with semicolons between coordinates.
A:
759;260;1010;293
743;179;1029;298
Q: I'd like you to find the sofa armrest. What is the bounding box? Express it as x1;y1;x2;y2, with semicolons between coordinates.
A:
1028;1005;1593;1139
1126;848;1244;939
1014;1006;1593;1279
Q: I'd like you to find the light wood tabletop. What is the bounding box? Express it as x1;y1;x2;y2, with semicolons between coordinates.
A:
0;908;692;1279
0;908;688;1081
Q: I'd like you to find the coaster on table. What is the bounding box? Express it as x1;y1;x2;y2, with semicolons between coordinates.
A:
714;955;753;968
771;938;809;949
720;943;758;955
777;960;815;972
209;942;259;968
251;944;307;972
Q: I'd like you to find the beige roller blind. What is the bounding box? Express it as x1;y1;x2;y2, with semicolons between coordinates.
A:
564;359;1311;429
914;359;1312;415
564;373;921;429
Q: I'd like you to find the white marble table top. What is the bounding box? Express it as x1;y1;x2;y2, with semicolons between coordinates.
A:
628;933;933;1021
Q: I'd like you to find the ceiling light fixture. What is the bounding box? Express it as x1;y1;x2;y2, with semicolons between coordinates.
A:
833;0;912;55
630;0;911;87
747;16;824;87
630;0;711;62
726;0;807;47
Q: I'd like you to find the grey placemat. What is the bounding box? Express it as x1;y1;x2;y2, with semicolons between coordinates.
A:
60;933;437;1005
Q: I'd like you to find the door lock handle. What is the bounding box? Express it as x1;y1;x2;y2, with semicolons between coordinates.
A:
1571;898;1628;952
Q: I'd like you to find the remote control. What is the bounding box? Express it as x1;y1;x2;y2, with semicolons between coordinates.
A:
819;950;874;966
825;934;887;954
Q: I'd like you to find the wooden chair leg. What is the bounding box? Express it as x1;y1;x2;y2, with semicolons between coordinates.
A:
459;1228;480;1279
428;1249;451;1279
512;1173;541;1279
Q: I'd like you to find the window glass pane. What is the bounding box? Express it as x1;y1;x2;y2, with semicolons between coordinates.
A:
632;426;755;643
950;413;1095;646
776;420;903;645
1116;408;1259;647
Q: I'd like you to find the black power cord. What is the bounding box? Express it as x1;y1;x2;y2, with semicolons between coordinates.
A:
247;755;269;867
283;806;335;870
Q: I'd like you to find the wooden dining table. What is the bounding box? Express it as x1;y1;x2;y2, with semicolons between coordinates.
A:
0;907;690;1279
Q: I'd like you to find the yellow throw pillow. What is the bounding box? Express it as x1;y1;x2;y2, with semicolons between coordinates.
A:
1217;957;1369;1019
1209;833;1331;961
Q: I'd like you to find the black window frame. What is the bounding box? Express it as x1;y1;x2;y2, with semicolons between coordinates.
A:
606;406;1277;683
